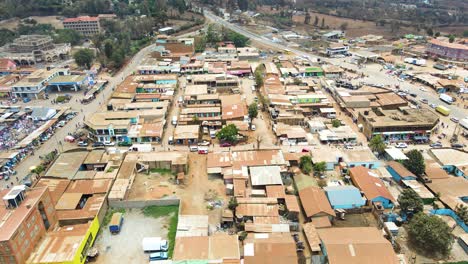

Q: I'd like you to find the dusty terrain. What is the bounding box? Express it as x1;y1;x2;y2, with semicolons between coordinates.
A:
127;172;177;200
176;154;226;225
0;16;64;30
95;210;169;264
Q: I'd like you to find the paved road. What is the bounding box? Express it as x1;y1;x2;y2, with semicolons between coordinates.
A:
2;44;157;190
204;11;467;120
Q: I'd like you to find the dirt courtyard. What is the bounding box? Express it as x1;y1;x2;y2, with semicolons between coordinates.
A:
94;210;169;264
176;154;226;225
333;213;379;228
127;172;177;201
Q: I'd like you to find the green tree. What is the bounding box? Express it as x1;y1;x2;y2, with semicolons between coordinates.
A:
426;28;433;36
103;40;114;58
368;135;386;155
0;29;17;47
195;35;207;52
248;103;258;120
206;24;220;45
299;155;312;174
73;49;95;69
449;35;455;43
435;32;441;37
313;162;327;175
228;196;238;211
455;204;468;225
403;149;425;176
398;189;423;214
464;30;468;38
304;12;311;24
225;30;250;47
110;48;125;68
216;124;238;143
54;29;81;45
254;67;264;88
331;119;341;128
339;22;348;31
313;16;319;26
407;213;453;257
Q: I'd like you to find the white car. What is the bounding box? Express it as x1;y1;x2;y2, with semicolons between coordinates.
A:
450;117;459;123
251;85;256;91
251;124;256;131
419;87;427;92
396;142;408;148
103;141;115;146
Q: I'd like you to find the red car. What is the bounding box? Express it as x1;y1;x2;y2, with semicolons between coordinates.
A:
220;142;232;147
198;148;208;154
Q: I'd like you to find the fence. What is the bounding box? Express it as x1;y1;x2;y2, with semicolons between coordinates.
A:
430;209;468;233
109;197;180;208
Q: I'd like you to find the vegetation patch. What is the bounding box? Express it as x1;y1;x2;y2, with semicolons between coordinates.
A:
142;205;179;258
102;208;126;227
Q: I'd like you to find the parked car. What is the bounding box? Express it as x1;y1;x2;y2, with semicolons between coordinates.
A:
420;98;428;104
220;142;232;147
419;87;428;92
396;142;408;148
451;143;464;149
149;252;168;261
198;148;208;154
103;141;115;146
450;117;459;123
78;141;88;147
92;142;105;148
429;103;437;109
409;93;417;98
251;124;256;131
430;142;443;148
118;141;132;147
198;140;210;146
189;145;198;152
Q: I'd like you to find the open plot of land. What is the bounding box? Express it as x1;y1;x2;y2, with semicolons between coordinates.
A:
94;209;169;264
0;16;64;30
176;154;226;225
333;213;379;228
294;173;318;191
127;171;177;200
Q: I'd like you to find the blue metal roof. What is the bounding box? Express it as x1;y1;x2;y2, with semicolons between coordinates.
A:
324;185;365;207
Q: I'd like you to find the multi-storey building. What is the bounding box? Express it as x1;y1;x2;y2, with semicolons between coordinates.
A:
0;186;57;264
0;35;70;65
357;107;439;142
62;16;101;36
11;68;69;99
426;39;468;62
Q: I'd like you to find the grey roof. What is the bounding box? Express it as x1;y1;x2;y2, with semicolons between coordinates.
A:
249;166;283;186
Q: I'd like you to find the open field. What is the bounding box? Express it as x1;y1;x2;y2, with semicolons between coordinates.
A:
0;16;64;30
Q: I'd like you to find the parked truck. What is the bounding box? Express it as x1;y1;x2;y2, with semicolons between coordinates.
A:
129;143;153;152
109;212;124;234
404;57;426;66
435;105;451;116
439;93;454;104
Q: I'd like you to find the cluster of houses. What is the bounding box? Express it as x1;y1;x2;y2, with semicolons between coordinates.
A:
0;147;189;264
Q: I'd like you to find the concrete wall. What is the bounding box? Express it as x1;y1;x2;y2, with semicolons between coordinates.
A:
109;197;180;208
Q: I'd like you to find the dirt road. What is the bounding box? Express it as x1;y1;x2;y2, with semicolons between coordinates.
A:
177;154;225;225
